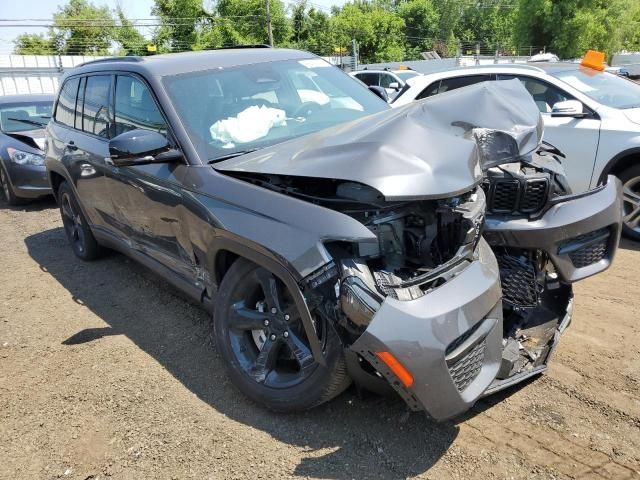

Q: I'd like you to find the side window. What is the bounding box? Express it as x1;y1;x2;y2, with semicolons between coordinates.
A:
437;75;493;94
379;74;395;88
498;74;573;113
417;81;441;100
114;75;166;136
54;77;79;128
82;75;112;138
355;73;379;87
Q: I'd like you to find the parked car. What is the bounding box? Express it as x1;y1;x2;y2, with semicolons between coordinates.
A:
0;94;54;205
45;49;620;420
391;63;640;239
349;68;421;100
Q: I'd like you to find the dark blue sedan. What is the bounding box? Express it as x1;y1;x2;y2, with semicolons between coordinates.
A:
0;94;54;205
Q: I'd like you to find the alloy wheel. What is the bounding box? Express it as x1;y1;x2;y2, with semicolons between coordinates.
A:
60;192;86;254
226;268;320;389
623;176;640;235
0;168;9;201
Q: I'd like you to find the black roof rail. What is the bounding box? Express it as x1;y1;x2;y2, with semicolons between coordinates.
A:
215;44;272;50
76;56;143;68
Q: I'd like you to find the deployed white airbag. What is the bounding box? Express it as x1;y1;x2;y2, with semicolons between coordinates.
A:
210;105;287;147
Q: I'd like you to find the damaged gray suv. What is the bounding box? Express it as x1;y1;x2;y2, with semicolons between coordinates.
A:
45;48;622;420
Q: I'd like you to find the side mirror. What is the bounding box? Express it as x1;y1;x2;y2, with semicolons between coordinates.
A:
368;85;389;102
389;81;400;91
108;129;183;167
551;100;585;118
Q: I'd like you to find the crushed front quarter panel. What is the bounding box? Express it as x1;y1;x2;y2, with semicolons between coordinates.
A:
350;239;503;421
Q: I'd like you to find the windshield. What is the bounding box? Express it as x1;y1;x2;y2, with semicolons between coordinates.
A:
0;101;52;133
396;71;420;81
163;59;388;161
551;68;640;109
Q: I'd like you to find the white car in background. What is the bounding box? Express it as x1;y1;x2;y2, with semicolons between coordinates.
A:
392;64;640;239
350;68;421;100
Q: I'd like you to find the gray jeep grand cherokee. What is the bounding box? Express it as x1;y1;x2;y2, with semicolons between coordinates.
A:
45;48;622;420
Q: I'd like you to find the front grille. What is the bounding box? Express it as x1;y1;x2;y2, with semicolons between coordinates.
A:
488;178;549;215
496;253;539;307
448;340;486;392
561;228;610;268
492;180;519;212
521;179;549;212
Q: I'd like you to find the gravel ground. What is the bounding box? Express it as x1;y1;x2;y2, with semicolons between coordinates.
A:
0;196;639;480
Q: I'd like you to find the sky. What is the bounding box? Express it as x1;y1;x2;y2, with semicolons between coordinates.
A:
0;0;346;54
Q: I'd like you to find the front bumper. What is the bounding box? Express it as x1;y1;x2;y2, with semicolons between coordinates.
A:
483;177;622;282
6;162;51;198
350;239;504;421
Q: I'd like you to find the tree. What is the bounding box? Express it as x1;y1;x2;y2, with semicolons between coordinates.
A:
114;8;148;55
289;1;336;56
216;0;290;46
397;0;440;59
50;0;115;55
152;0;205;52
331;2;405;63
14;34;54;55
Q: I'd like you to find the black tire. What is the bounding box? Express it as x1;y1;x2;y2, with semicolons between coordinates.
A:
618;165;640;241
213;258;351;412
0;164;24;206
58;181;102;260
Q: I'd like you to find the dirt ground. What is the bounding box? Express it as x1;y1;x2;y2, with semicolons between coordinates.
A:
0;196;639;480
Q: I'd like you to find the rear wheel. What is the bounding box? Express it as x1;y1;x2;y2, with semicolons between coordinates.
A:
213;258;350;411
619;165;640;241
0;165;23;206
58;181;102;260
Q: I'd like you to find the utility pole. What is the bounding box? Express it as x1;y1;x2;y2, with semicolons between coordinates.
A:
266;0;274;47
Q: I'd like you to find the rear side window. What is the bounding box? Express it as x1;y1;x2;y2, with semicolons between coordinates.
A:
114;75;166;136
417;81;442;100
55;77;79;128
82;75;112;138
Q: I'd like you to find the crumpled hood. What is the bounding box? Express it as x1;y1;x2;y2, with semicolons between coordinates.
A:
214;79;542;201
4;128;46;151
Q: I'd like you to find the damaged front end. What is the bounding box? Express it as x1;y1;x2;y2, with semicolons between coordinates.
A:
215;79;621;421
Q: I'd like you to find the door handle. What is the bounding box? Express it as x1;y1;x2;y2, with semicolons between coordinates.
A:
66;141;78;151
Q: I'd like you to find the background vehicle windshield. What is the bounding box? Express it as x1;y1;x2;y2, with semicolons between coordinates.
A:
163;59;388;161
552;68;640;109
0;101;53;133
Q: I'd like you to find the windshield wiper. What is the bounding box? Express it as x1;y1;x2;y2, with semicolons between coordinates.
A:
7;117;47;128
208;149;259;164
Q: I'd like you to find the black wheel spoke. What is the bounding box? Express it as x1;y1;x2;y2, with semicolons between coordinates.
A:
250;338;281;383
229;302;269;331
285;330;315;371
255;269;284;312
62;200;74;221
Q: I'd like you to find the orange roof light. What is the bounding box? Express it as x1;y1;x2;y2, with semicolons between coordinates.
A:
581;50;606;71
376;351;414;388
398;64;408;70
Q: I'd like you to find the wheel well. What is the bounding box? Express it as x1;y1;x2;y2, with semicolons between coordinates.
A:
601;152;640;183
214;250;240;285
49;172;65;201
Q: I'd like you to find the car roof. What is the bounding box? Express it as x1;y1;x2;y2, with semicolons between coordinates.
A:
0;93;55;104
67;48;317;78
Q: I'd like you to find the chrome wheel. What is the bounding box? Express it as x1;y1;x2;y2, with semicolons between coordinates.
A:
61;191;86;254
623;176;640;235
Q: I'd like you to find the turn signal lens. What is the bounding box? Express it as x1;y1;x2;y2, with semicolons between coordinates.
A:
375;351;414;388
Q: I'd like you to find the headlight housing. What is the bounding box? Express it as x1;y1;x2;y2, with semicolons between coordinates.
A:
7;147;44;166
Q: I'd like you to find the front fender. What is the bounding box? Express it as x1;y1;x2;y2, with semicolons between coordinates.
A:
483;176;622;283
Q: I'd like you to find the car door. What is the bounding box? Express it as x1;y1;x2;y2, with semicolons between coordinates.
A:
499;74;602;193
52;74;119;233
106;73;194;282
